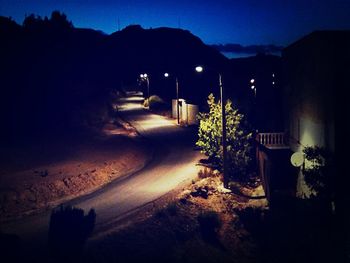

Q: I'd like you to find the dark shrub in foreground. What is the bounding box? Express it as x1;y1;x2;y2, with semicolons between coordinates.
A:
48;205;96;261
197;211;222;241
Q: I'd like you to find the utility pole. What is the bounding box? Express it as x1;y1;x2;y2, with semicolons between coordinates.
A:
147;77;150;100
220;74;228;188
176;77;180;124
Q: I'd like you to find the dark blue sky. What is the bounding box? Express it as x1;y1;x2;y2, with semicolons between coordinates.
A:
1;0;349;46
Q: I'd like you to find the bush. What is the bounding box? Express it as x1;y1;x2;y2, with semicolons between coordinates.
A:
143;95;168;110
198;167;215;179
196;94;254;181
166;203;178;216
48;205;96;261
302;146;334;200
197;211;221;241
155;203;178;218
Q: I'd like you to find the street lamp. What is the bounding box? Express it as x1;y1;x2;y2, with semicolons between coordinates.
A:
250;78;256;98
195;65;228;188
140;73;150;101
164;72;180;124
195;66;203;73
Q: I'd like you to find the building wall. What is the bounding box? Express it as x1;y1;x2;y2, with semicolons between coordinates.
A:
282;31;348;198
172;99;199;125
282;31;342;154
185;104;199;125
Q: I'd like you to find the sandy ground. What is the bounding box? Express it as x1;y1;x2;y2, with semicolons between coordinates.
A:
0;118;152;222
85;168;268;263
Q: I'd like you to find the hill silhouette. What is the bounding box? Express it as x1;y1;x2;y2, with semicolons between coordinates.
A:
0;12;231;144
0;11;283;144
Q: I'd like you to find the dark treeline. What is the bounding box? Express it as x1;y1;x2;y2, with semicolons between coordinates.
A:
0;12;110;145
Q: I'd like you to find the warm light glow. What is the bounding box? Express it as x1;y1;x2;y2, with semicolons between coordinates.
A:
143;155;201;194
291;152;304;167
164;72;169;77
195;66;203;72
250;78;255;83
138;115;174;131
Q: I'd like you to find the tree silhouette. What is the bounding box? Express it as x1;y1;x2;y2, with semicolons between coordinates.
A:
23;14;42;30
23;11;73;31
50;11;73;29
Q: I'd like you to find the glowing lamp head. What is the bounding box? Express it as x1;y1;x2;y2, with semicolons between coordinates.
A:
250;78;255;84
251;85;255;90
195;66;203;73
140;74;144;78
164;72;169;77
290;152;304;167
143;73;148;78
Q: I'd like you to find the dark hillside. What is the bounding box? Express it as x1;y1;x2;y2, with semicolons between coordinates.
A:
2;12;275;145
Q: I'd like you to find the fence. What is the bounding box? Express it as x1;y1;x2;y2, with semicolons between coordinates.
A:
256;132;286;147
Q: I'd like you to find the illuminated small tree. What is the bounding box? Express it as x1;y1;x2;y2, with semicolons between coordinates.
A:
196;94;253;181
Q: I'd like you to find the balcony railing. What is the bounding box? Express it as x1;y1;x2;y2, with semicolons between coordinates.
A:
256;132;289;149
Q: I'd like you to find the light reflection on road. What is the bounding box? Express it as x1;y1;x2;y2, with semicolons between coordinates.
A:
1;91;203;254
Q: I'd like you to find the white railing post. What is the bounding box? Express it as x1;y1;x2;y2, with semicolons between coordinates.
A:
256;132;286;147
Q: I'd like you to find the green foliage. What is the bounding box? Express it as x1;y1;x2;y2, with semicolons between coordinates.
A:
303;146;334;200
196;94;253;180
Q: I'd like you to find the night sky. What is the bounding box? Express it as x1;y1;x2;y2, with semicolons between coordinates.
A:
1;0;349;46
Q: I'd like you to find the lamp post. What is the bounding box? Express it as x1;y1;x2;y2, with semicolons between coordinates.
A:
140;73;150;100
250;78;257;129
164;72;180;125
195;66;228;188
250;78;256;98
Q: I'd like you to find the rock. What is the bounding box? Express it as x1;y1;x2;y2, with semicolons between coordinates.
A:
190;186;208;199
63;178;70;187
182;190;191;196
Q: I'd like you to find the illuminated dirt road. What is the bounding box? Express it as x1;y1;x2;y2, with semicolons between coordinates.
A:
1;92;202;259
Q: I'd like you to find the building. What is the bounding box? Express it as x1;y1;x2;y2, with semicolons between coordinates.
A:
256;31;349;201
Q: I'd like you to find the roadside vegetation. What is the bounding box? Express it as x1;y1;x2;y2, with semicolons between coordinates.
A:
143;94;172;117
196;93;255;184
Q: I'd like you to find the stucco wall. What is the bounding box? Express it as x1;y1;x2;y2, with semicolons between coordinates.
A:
172;99;199;125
